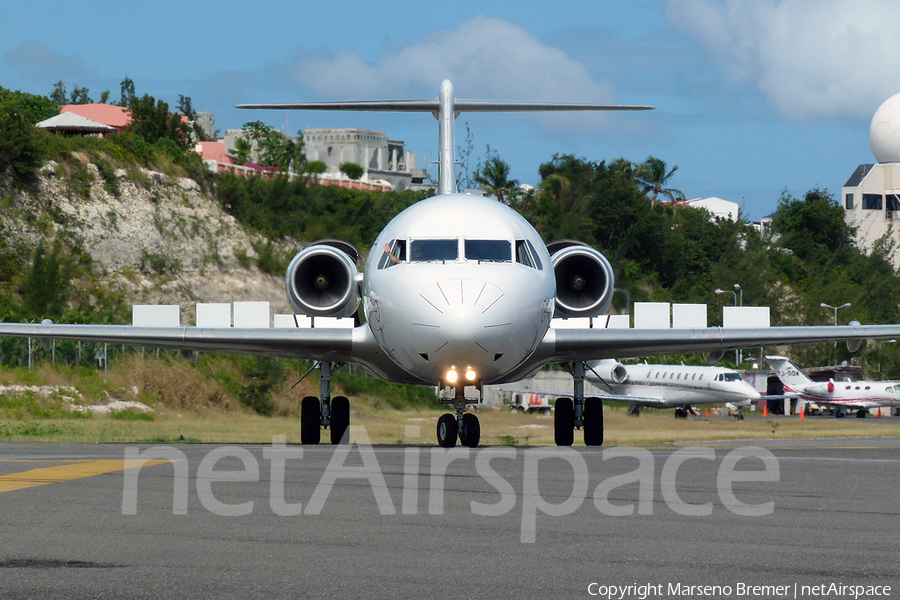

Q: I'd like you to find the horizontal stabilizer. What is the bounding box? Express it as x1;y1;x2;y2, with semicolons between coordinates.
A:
237;100;654;113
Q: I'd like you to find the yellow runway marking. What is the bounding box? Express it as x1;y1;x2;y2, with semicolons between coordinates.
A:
0;459;173;493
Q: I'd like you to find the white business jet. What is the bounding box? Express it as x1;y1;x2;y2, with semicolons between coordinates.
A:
767;355;900;417
587;360;761;419
4;80;900;448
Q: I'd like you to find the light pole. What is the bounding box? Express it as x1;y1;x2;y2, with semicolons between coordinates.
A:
715;288;737;305
820;302;851;363
715;287;741;364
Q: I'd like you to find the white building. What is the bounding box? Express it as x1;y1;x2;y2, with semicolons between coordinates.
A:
843;93;900;262
674;197;740;221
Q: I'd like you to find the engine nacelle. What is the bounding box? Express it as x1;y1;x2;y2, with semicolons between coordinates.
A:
549;242;615;318
704;349;726;364
846;320;863;353
285;241;360;318
600;361;629;384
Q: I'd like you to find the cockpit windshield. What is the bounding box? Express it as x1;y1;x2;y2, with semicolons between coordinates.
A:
465;240;511;262
716;373;744;382
409;239;458;262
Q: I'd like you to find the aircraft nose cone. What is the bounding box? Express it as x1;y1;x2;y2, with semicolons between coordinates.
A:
412;278;512;364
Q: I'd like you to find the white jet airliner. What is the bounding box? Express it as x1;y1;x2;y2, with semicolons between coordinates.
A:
3;80;900;448
767;355;900;417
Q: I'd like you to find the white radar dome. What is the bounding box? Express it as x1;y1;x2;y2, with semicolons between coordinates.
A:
870;93;900;163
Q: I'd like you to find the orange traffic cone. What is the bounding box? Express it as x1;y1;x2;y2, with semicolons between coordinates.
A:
798;406;805;419
705;408;709;417
762;403;768;417
878;408;882;418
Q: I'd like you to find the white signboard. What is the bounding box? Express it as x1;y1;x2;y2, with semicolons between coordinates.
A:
633;302;670;329
672;303;707;329
132;305;180;328
723;306;770;329
233;301;270;328
274;314;313;328
196;303;231;328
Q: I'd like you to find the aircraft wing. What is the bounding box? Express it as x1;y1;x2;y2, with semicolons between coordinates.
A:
594;394;669;406
0;323;352;359
0;322;421;384
544;324;900;363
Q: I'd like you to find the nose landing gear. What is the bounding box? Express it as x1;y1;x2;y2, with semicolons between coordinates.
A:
436;382;481;448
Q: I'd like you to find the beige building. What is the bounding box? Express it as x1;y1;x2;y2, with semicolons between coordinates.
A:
843;93;900;263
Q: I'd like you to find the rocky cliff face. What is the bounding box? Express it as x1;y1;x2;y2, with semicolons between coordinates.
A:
2;160;294;321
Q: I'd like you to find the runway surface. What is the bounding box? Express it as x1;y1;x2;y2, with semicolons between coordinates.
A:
1;437;898;599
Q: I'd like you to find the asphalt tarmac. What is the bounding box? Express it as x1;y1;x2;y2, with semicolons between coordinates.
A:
0;436;898;600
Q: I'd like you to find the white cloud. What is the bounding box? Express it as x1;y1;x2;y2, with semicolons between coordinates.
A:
288;15;627;133
665;0;900;121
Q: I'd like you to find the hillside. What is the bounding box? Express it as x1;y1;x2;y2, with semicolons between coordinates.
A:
1;157;293;323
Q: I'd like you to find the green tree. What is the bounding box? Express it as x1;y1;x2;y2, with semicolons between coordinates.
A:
0;87;58;123
69;85;92;105
339;162;364;180
49;81;67;105
118;77;135;107
634;156;685;206
474;153;519;204
229;137;252;165
771;188;854;265
98;90;111;104
306;160;327;182
21;241;74;318
0;102;46;185
127;93;190;151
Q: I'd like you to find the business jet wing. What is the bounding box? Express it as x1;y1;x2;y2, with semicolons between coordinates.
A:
593;393;669;406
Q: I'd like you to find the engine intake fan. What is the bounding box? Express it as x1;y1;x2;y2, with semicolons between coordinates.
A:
285;241;360;317
549;241;615;318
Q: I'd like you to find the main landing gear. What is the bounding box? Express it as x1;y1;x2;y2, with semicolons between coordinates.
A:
299;361;350;445
554;361;604;447
436;384;481;448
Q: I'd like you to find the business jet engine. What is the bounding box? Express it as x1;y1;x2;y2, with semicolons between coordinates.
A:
592;360;629;384
285;240;360;318
549;241;616;318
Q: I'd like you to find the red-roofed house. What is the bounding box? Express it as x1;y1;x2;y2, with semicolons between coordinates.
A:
60;103;131;133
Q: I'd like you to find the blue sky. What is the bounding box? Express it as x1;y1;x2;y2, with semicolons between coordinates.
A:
4;0;900;221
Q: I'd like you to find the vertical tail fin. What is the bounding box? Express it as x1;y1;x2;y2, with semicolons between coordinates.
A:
765;356;814;389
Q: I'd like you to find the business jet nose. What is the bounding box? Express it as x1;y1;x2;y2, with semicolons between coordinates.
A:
412;278;512;374
745;386;762;401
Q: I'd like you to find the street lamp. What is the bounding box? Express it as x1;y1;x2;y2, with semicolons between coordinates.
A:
820;302;851;326
715;288;737;305
715;286;743;364
820;302;851;362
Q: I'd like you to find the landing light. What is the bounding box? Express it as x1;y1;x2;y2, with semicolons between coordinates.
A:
445;369;458;384
465;368;477;382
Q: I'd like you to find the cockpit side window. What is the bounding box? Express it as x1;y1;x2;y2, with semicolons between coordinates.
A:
466;240;511;262
515;239;543;270
410;239;458;262
378;239;406;269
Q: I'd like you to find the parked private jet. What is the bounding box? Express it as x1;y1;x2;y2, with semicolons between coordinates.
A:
767;355;900;417
587;360;761;418
4;81;900;448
